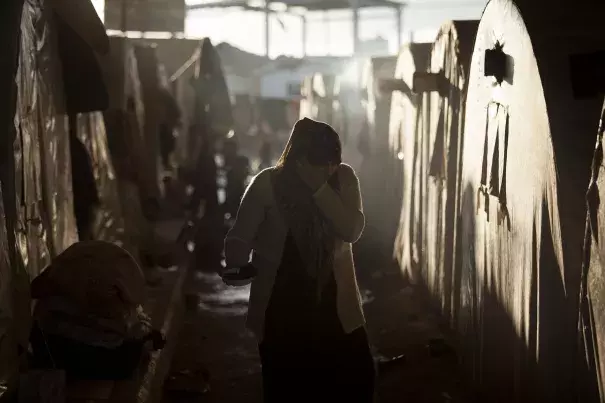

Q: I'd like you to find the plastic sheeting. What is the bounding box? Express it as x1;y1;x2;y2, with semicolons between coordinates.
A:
75;113;128;246
422;21;478;325
458;0;605;401
389;43;431;282
579;104;605;403
101;37;156;257
0;188;18;388
15;0;78;279
173;38;233;174
0;0;28;389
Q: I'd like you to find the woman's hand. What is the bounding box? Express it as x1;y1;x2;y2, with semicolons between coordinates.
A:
296;158;330;193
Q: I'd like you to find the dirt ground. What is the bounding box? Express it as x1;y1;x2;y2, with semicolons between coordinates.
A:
160;227;475;403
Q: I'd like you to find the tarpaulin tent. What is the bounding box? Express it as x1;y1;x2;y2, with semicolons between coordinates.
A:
385;43;431;282
15;0;78;278
0;0;27;391
418;21;478;325
0;190;18;390
74;113;127;246
101;36;158;259
358;56;397;256
2;0;108;390
171;38;233;177
458;0;605;400
578;103;605;403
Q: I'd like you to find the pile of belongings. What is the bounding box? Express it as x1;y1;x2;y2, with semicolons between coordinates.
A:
29;241;165;380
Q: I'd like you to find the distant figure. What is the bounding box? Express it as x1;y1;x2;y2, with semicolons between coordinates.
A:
70;134;100;241
222;117;375;402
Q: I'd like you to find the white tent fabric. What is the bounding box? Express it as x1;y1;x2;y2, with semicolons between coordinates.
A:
423;21;478;326
389;43;432;280
458;0;605;400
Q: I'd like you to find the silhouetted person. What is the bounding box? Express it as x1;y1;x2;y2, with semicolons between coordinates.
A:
70;134;100;241
222;117;375;402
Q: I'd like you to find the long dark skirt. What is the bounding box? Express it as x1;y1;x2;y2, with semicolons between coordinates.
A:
259;233;375;402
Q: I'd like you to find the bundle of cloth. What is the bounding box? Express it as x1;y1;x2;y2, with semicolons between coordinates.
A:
30;241;165;380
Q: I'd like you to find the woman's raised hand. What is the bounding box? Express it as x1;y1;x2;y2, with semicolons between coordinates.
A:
296;158;329;193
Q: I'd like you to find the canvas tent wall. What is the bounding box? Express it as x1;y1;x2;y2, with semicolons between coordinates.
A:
417;21;478;325
386;43;431;282
458;0;605;401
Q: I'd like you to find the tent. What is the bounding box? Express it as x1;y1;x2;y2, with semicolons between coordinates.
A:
386;43;432;283
171;38;233;178
134;43;163;200
73;113;127;246
101;36;160;259
2;0;108;392
578;101;605;403
458;0;605;400
358;56;397;256
418;21;478;325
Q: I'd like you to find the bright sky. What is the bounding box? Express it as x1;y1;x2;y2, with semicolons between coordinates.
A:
91;0;486;58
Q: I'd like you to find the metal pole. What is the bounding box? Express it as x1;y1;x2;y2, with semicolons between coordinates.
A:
265;1;270;57
324;11;330;56
301;15;307;56
352;4;359;56
121;0;127;32
396;5;403;50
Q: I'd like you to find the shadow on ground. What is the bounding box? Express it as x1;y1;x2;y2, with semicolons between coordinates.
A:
162;231;475;403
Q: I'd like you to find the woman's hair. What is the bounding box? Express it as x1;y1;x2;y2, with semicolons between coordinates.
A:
275;118;342;168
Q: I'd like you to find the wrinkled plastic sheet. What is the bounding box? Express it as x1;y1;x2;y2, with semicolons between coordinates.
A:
422;21;478;326
0;188;18;387
15;0;79;280
390;43;431;279
75;112;129;248
101;37;156;244
173;38;234;173
457;0;605;400
580;102;605;403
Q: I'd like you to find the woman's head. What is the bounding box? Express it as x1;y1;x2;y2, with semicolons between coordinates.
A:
275;118;342;170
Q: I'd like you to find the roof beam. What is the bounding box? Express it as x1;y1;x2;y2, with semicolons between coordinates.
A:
186;0;405;12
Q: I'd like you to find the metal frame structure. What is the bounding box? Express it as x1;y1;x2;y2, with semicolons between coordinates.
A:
186;0;405;56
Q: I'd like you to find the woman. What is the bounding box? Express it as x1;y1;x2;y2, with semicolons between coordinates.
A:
223;118;375;402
